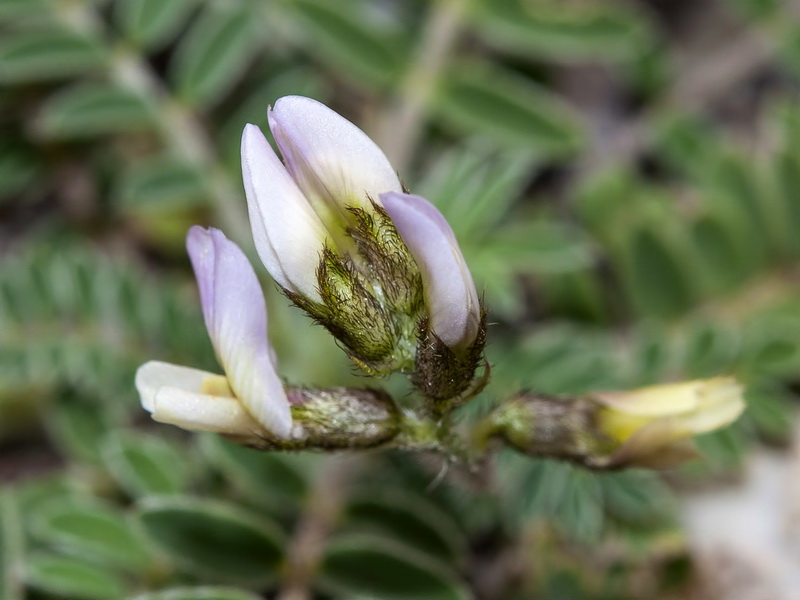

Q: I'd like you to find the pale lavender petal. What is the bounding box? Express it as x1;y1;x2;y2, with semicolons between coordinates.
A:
269;96;401;214
241;123;327;302
186;226;292;437
381;192;480;349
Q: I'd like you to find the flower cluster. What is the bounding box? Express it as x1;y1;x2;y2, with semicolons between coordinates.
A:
136;95;745;467
137;96;485;446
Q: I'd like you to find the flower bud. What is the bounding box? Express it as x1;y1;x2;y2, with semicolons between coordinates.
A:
380;192;486;406
241;97;423;375
241;96;488;394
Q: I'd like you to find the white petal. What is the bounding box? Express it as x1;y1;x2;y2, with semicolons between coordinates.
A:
152;386;264;435
241;123;328;302
135;361;213;414
269;96;401;213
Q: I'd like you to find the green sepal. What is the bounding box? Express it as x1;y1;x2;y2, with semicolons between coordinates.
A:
284;248;396;374
346;201;423;315
284;205;425;376
229;387;400;451
484;393;618;468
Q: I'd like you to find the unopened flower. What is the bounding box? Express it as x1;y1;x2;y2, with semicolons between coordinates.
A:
381;192;480;351
136;226;291;439
240;97;414;375
592;377;745;468
241;95;403;304
241;95;485;396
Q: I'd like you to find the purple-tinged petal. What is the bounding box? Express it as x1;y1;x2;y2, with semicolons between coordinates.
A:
186;226;292;437
241;123;328;302
269;96;401;214
380;192;480;350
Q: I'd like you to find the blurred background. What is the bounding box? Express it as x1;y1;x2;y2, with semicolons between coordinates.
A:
2;0;800;598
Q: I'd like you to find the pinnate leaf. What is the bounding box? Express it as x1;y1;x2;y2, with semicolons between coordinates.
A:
0;30;105;82
437;63;580;154
37;83;157;138
116;0;197;50
344;489;467;564
321;534;470;600
128;586;263;600
25;553;127;600
171;6;255;107
102;432;190;497
136;497;285;585
31;498;151;570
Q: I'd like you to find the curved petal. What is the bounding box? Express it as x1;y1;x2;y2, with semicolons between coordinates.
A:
269;96;401;214
599;377;745;466
136;361;212;414
380;192;480;349
152;386;262;434
674;378;745;435
186;226;292;438
594;377;743;419
593;381;702;417
136;361;261;434
241;123;327;302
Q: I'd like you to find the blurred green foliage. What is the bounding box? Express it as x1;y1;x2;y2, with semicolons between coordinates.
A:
1;0;799;598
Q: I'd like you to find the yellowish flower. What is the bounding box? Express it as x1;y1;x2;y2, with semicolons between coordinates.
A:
593;377;745;468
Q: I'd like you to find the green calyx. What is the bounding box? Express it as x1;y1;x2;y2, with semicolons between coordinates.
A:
284;201;424;376
281;199;489;424
235;387;401;451
484;394;619;467
412;308;489;414
290;387;401;449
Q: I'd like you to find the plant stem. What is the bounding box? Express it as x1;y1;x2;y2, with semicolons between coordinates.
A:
276;454;364;600
0;490;24;600
375;0;470;173
54;2;252;245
